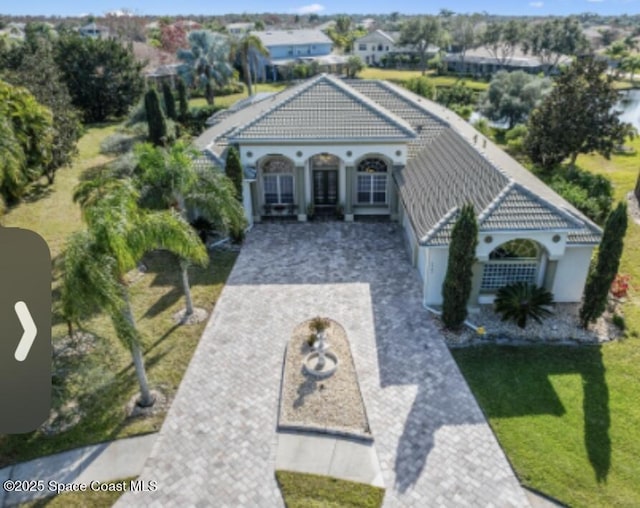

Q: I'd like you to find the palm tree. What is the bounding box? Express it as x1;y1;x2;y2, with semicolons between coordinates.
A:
177;30;233;100
230;34;269;96
134;142;246;317
63;180;208;406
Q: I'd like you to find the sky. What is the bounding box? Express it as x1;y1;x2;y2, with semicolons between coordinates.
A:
2;0;639;17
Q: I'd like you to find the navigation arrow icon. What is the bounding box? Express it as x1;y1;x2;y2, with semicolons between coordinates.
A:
14;301;38;362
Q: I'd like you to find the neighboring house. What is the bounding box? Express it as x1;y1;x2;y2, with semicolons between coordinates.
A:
145;63;182;88
353;30;439;66
444;47;572;76
79;22;110;39
227;22;255;36
251;29;345;80
194;74;601;307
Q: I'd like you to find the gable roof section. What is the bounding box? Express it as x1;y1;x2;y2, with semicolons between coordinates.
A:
479;183;585;231
229;74;416;143
347;80;447;158
355;30;396;44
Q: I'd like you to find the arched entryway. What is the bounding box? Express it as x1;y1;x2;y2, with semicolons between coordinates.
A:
310;153;340;212
480;238;548;293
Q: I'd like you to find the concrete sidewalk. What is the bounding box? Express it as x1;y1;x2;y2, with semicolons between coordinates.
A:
275;431;384;488
0;433;157;506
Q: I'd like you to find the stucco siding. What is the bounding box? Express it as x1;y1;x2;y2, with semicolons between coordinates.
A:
240;143;407;168
424;247;449;305
551;246;594;302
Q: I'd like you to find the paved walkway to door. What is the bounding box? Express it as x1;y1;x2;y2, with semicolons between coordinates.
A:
117;222;530;507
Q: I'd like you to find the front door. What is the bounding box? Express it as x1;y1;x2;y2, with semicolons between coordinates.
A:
313;170;338;207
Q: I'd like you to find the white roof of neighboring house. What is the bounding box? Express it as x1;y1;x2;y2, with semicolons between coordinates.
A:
252;29;332;47
445;46;572;67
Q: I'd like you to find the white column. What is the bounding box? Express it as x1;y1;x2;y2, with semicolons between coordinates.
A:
339;159;346;205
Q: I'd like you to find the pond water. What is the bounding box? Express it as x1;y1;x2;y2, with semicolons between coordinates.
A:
470;88;640;130
616;89;640;130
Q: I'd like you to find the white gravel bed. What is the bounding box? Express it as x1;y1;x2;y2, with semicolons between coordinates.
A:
278;318;371;439
440;303;624;347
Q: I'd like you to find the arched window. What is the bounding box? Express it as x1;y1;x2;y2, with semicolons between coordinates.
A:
261;157;294;205
357;158;388;204
481;239;541;291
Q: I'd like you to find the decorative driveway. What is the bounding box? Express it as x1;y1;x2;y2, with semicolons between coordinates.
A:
117;222;530;507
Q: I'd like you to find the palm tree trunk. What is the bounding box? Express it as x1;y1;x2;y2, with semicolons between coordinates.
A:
122;292;154;407
243;56;253;96
180;259;194;316
131;341;154;407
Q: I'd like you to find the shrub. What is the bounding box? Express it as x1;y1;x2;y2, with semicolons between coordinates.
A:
144;88;167;146
505;125;528;157
213;82;245;96
184;104;226;136
100;132;142;155
404;77;436;100
494;282;554;329
612;314;626;331
442;204;478;329
436;83;476;107
310;316;330;334
543;166;613;225
580;202;628;327
611;273;631;299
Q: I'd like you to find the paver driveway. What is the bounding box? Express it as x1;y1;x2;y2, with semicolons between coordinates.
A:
118;222;529;507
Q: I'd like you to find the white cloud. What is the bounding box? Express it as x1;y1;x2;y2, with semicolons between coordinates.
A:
586;0;604;3
529;1;544;7
294;3;325;14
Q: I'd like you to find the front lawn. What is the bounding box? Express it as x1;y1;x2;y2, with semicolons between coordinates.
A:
359;68;489;91
0;124;237;466
189;82;287;109
453;135;640;507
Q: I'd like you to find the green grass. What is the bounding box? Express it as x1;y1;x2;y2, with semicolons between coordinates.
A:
0;124;237;467
452;136;640;507
189;83;288;109
359;68;489;91
275;471;385;508
453;343;640;507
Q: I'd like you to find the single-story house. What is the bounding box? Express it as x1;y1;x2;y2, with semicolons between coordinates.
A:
194;74;601;306
444;47;572;76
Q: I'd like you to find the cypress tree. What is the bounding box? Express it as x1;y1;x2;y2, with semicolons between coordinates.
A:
225;146;243;201
162;82;177;120
442;204;478;330
177;76;189;122
580;202;628;327
144;88;167;146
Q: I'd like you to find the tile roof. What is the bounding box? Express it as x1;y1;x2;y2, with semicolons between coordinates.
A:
347;80;446;157
229;74;416;142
